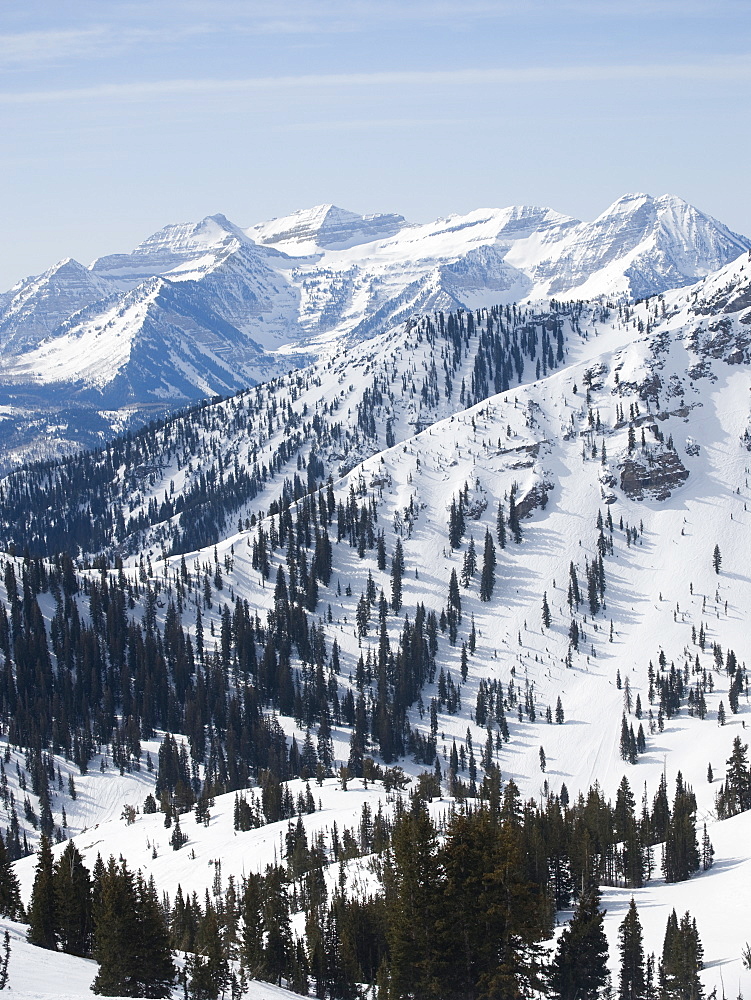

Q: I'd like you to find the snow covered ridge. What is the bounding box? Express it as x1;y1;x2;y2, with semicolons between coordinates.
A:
5;247;751;563
0;192;748;471
3;193;748;363
5;254;751;995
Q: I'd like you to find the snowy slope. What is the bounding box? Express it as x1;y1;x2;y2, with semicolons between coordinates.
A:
139;247;751;994
5;251;751;996
0;912;307;1000
0;259;111;354
519;192;750;300
2;194;747;378
0;193;746;469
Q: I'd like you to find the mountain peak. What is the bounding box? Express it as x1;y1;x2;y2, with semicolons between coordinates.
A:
247;204;407;251
595;192;655;221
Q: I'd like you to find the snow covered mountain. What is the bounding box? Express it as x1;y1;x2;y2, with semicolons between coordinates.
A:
0;193;746;471
4;250;751;997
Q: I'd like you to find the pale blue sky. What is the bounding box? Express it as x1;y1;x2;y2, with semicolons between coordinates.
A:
1;1;750;289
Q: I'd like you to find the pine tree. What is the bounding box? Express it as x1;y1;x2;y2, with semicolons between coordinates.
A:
712;544;722;575
134;873;176;998
240;872;264;978
54;841;92;957
508;487;522;543
92;856;174;998
447;568;462;645
723;736;751;815
542;592;551;629
460;537;477;587
555;696;565;724
391;539;404;613
27;834;56;950
618;898;645;1000
385;804;440;1000
700;824;714;871
663;773;699;884
261;866;292;985
0;930;9;990
659;909;703;1000
429;808;549;1000
92;857;139;996
496;501;506;548
620;714;632;762
0;837;21;919
479;529;496;602
549;887;610;1000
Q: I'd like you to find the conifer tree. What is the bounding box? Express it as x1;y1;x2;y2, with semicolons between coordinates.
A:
92;857;139;995
549;887;610;1000
261;866;292;986
659;909;703;1000
508;487;522;543
447;568;462;645
391;539;404;614
54;841;92;957
479;529;496;602
496;501;506;548
461;537;477;587
0;837;21;919
92;856;174;997
663;773;699;884
134;873;176;998
448;497;465;550
27;834;56;950
720;736;751;816
435;808;548;999
542;592;551;629
0;930;9;990
700;824;714;871
240;872;264;978
618;898;645;1000
385;804;439;1000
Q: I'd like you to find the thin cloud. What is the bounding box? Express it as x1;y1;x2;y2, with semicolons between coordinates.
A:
2;0;742;67
0;27;110;65
1;61;750;106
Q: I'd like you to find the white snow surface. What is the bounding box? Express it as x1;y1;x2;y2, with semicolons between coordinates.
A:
7;250;751;996
0;914;303;1000
0;193;748;400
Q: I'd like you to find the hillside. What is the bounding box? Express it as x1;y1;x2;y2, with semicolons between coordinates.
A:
3;252;751;996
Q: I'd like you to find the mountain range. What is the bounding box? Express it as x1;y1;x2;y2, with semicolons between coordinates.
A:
0;192;747;470
3;192;751;998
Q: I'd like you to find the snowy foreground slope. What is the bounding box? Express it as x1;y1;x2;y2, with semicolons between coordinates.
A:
5;253;751;995
0;916;301;1000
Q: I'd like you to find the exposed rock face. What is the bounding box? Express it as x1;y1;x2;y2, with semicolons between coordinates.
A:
525;192;750;300
620;452;689;501
688;320;751;366
517;480;554;518
249;205;406;250
0;259;111;352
